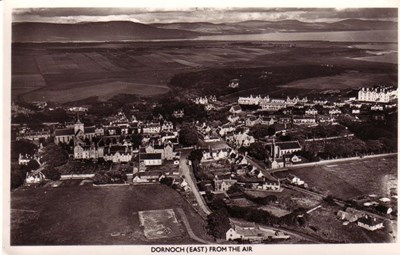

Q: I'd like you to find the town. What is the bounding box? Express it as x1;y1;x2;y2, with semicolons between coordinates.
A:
11;82;398;244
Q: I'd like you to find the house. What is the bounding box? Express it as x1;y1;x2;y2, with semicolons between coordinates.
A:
357;215;384;231
142;122;161;134
173;110;184;118
229;105;242;114
270;158;285;169
329;108;342;115
226;221;265;242
140;153;163;166
218;123;236;136
214;178;237;192
227;115;240;123
103;145;133;163
18;153;34;165
371;105;384;111
232;133;255;147
25;171;46;184
358;87;395;103
133;171;163;183
270;141;302;158
161;121;174;132
317;115;335;123
337;210;359;223
293;116;316;125
305;108;318;115
228;79;240;88
238;95;262;105
260;117;275;126
246;116;261;127
74;143;105;160
261;180;282;191
260;101;287;111
287;174;304;186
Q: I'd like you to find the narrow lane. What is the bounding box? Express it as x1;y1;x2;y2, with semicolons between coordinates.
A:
179;156;212;216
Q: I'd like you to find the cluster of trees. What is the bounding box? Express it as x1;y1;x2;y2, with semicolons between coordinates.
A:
227;206;308;227
152;95;207;123
179;125;199;147
249;125;276;140
92;169;127;184
12;108;71;126
159;176;174;187
338;115;397;152
170;65;343;97
245;142;270;161
206;208;231;239
305;136;394;160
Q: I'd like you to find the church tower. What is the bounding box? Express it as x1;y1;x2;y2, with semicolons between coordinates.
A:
74;112;84;134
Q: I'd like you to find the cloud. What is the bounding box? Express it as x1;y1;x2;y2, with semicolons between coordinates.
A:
12;8;398;24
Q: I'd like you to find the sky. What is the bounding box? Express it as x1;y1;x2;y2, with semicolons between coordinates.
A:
13;8;398;24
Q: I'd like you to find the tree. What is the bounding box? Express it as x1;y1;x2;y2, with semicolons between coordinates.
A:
92;173;111;185
42;166;61;181
160;176;174;186
26;159;40;172
179;126;198;146
207;209;231;239
248;142;269;161
41;144;68;167
11;165;28;190
188;149;203;164
11;140;37;161
131;133;143;148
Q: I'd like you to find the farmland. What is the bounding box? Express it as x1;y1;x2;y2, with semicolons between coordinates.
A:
274;155;398;200
12;41;397;103
11;184;212;245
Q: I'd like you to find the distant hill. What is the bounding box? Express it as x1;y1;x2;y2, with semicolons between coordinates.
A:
12;19;397;42
153;19;398;34
12;21;201;42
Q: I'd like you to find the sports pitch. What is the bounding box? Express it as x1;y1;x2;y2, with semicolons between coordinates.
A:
139;209;183;240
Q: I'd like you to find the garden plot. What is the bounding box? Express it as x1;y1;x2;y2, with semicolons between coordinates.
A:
138;209;183;240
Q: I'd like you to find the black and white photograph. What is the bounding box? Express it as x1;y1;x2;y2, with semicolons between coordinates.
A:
3;1;399;254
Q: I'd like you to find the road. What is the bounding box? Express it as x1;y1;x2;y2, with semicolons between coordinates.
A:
176;208;213;244
179;156;212;216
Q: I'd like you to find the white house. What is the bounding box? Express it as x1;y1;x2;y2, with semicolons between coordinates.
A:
305;108;318;115
229;105;242;114
357;215;384;231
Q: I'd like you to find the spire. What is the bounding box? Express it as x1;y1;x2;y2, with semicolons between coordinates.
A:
76;111;82;124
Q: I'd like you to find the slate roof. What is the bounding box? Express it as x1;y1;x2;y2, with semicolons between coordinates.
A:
358;215;383;226
84;126;96;133
231;105;242;111
141;153;162;160
276;141;301;150
55;128;74;136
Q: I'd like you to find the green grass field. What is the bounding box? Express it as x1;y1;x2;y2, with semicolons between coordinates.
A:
11;184;211;245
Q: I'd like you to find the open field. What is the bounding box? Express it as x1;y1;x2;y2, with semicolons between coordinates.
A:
11;184;211;245
23;81;170;103
139;209;182;240
12;41;397;103
278;72;394;90
301;205;395;243
274;155;397;200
